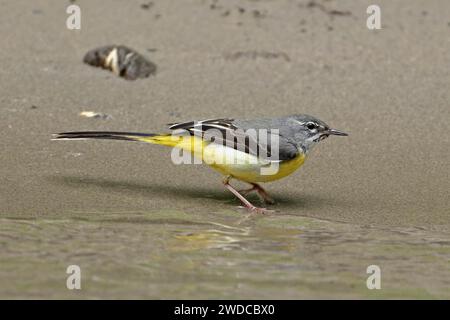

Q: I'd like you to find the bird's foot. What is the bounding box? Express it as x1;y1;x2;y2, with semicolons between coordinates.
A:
260;195;275;205
245;206;275;215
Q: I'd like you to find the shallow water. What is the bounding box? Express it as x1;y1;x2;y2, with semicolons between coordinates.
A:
1;209;449;299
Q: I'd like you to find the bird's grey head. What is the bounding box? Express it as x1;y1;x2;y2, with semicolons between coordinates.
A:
287;114;348;153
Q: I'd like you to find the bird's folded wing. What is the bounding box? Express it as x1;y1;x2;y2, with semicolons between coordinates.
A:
167;118;298;161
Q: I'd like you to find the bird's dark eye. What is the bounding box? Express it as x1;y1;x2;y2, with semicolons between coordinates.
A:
306;122;317;130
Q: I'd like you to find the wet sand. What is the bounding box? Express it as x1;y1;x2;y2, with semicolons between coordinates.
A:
1;0;449;298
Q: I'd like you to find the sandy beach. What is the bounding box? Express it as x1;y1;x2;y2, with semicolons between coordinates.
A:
1;0;449;299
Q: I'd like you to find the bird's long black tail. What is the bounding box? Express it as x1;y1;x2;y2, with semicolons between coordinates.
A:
52;131;161;142
51;130;189;149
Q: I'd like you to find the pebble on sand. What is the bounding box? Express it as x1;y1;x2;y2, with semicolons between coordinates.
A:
83;45;157;80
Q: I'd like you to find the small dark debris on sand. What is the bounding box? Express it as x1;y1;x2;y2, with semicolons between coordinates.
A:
140;2;153;10
252;10;266;18
210;3;222;10
224;51;291;62
305;0;351;17
83;45;157;80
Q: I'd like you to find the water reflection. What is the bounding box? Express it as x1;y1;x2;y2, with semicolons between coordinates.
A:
172;222;252;251
0;211;449;299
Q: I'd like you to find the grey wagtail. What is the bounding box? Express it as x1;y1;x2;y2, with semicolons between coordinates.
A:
53;114;347;213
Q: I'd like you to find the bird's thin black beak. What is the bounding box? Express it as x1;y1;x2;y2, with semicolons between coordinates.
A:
327;128;348;136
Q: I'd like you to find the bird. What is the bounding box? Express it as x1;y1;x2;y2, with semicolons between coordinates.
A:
52;114;348;214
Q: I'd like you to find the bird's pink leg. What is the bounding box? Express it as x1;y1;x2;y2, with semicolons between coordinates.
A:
223;176;273;214
238;183;275;205
252;183;275;205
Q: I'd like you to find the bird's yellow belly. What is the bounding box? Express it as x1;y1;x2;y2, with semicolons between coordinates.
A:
203;144;306;183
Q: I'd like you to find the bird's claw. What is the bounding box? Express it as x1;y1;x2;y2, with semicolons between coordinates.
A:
248;206;274;214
